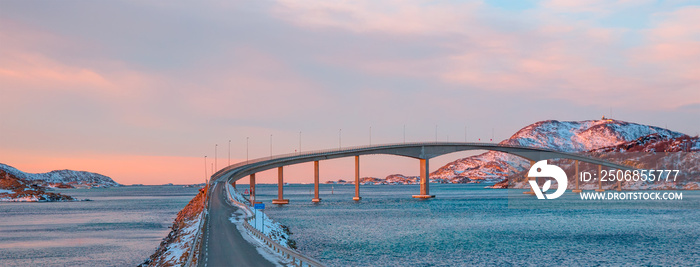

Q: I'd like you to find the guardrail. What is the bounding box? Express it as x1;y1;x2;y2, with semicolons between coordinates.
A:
183;210;206;267
225;183;325;267
242;221;325;267
183;184;211;267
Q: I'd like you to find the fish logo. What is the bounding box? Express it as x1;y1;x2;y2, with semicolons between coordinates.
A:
528;160;568;199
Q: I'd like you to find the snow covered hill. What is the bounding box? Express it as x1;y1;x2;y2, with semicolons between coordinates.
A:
431;118;690;183
0;163;120;188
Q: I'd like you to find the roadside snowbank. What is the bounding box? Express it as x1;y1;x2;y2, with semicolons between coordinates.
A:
225;183;296;249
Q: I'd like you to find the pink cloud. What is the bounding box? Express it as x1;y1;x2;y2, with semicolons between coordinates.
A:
272;0;481;35
542;0;655;15
179;46;328;120
270;1;700;109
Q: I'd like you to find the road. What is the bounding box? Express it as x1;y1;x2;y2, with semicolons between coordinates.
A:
198;183;277;267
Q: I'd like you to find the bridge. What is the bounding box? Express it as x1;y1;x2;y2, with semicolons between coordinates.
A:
198;142;633;266
211;142;633;201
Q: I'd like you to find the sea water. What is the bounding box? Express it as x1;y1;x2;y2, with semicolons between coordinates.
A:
2;184;697;266
0;186;199;266
251;184;700;266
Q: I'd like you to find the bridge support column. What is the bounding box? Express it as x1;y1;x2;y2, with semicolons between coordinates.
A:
353;156;361;201
523;160;536;195
572;160;581;193
272;166;289;204
312;161;321;203
250;173;258;204
412;158;435;198
595;165;605;192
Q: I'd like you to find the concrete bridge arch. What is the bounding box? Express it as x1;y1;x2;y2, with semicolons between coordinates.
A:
211;142;633;202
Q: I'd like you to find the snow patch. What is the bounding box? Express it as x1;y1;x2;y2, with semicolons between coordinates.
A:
228;210;287;267
226;183;293;249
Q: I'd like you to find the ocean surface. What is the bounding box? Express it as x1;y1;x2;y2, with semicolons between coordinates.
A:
0;185;199;266
251;183;700;266
1;184;698;266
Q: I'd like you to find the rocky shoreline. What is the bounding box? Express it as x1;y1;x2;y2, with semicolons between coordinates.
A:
140;186;207;266
0;170;75;202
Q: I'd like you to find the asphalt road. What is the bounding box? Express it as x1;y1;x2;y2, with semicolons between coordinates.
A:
198;183;277;267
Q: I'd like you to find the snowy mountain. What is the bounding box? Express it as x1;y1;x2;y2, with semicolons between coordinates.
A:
431;118;689;183
0;169;75;202
502;133;700;190
0;163;120;188
328;174;423;185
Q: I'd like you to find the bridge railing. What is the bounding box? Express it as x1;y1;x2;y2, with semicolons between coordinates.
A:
212;141;506;180
211;141;617;181
225;183;325;267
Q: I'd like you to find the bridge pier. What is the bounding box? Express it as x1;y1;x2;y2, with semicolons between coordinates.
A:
250;173;257;204
595;165;605;192
412;158;435;198
353;156;362;201
572;160;581;193
272;166;289;204
312;161;321;202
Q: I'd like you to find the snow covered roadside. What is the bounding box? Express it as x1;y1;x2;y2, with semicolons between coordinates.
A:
223;182;324;267
140;186;207;266
225;183;295;249
228;209;290;267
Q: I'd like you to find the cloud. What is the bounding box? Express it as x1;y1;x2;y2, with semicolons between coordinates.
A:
272;0;482;35
541;0;642;14
178;46;328;120
2;1;699;184
269;0;700;109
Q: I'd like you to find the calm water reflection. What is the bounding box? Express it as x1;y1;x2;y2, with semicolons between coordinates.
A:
0;186;199;266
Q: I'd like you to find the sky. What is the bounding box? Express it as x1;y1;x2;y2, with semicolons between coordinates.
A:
1;0;699;185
